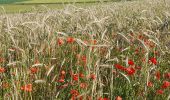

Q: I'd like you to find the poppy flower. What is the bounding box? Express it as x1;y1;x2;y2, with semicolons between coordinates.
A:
114;64;126;71
2;82;10;89
144;39;149;45
125;67;135;75
70;89;79;96
135;66;141;70
79;73;84;78
115;96;122;100
135;48;139;54
147;81;153;87
71;96;82;100
90;74;96;80
164;72;170;79
128;60;134;66
0;67;5;73
61;70;66;75
156;89;163;95
161;81;170;89
67;37;75;43
72;74;79;81
138;35;144;40
21;84;32;92
90;39;97;45
91;46;95;51
86;96;92;100
58;78;65;83
149;57;157;65
57;38;64;45
30;67;38;74
155;71;161;80
60;74;65;79
81;55;87;62
98;97;109;100
80;83;88;89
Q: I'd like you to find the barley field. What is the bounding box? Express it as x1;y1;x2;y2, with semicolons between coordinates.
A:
0;0;170;100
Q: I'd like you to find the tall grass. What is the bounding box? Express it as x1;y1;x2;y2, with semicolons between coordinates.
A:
0;0;170;99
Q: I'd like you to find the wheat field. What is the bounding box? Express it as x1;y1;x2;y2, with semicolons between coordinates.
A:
0;0;170;100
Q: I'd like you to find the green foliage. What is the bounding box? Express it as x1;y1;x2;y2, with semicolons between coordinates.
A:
0;0;28;4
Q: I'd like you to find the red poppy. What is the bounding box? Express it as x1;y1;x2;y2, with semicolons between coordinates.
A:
79;73;84;78
90;74;96;80
114;64;126;71
90;39;97;45
67;37;75;43
135;48;139;54
80;83;88;89
91;46;95;51
138;35;144;40
147;81;153;87
98;97;109;100
144;39;149;45
81;55;87;62
135;66;141;70
70;96;75;100
0;67;5;73
70;89;79;96
155;71;161;80
156;89;163;95
58;78;65;83
21;84;32;92
115;96;122;100
72;74;79;81
2;82;10;89
164;72;170;79
128;60;134;66
149;57;157;65
93;40;97;45
161;81;170;89
125;67;135;75
60;74;65;79
61;70;66;75
57;38;64;45
30;67;38;74
86;95;92;100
